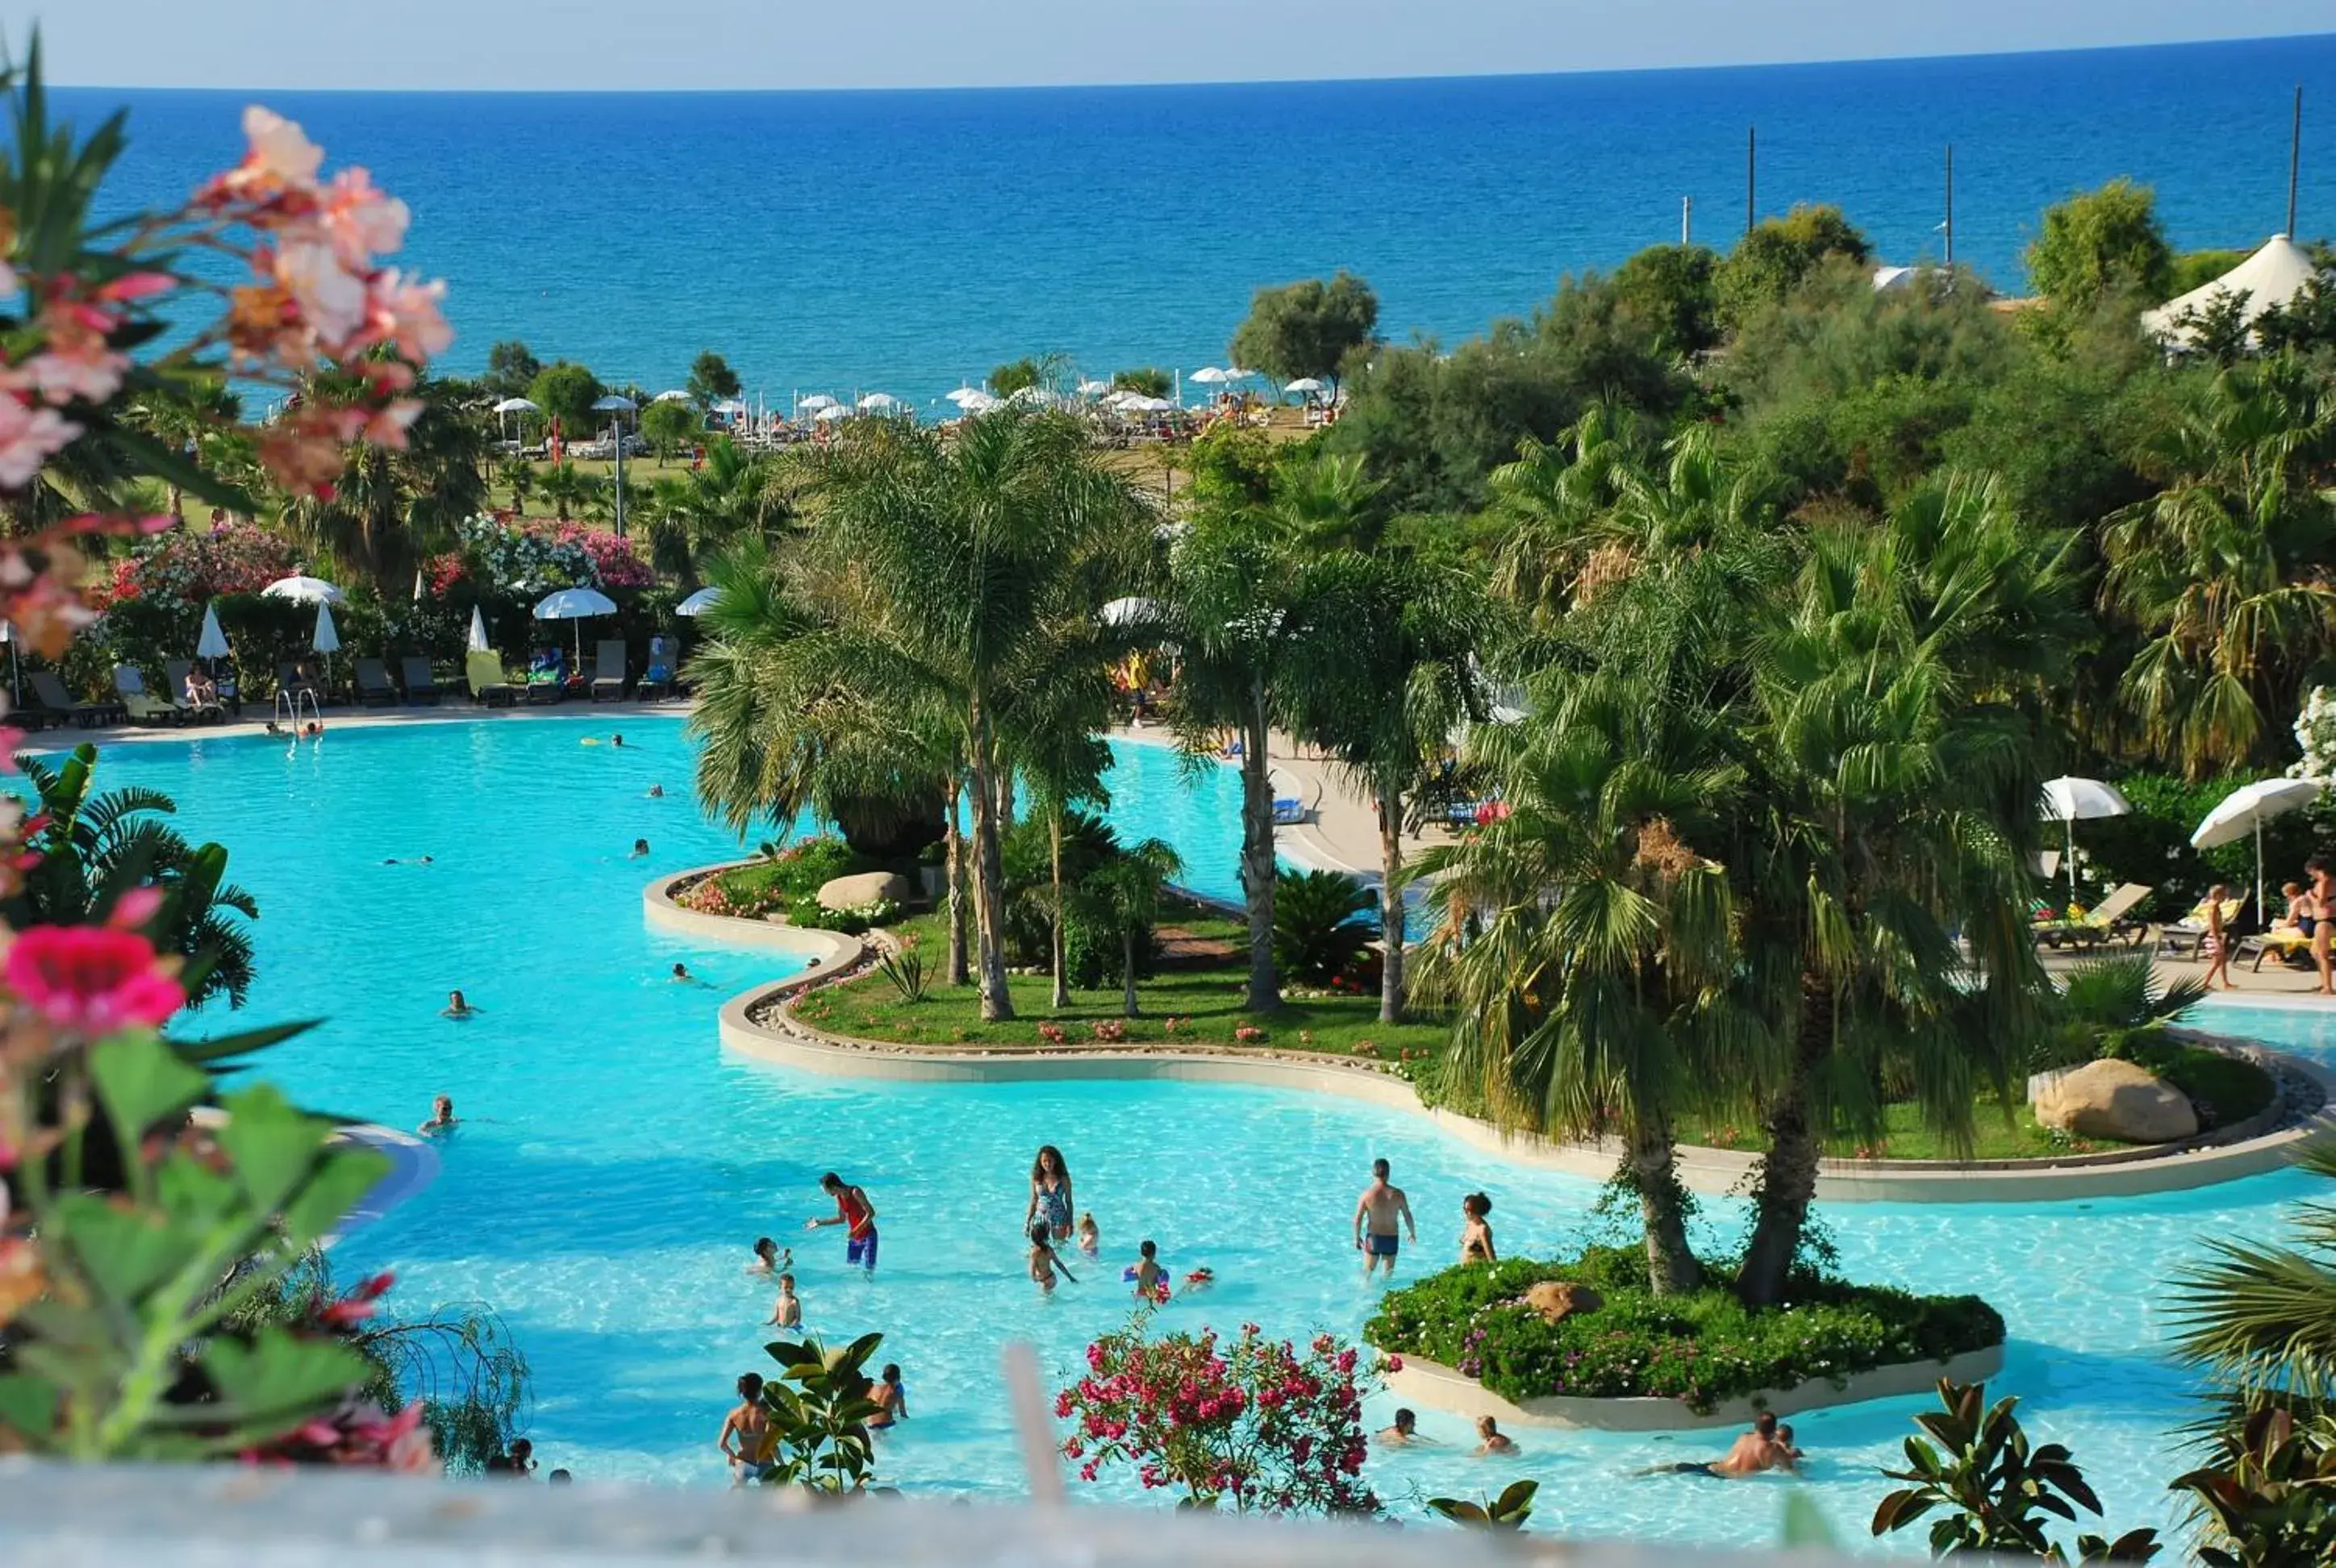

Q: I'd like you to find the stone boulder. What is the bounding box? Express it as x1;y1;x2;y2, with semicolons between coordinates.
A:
2029;1058;2199;1144
817;870;911;911
1520;1281;1604;1325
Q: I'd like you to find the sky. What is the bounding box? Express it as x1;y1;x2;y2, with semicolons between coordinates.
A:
5;0;2332;91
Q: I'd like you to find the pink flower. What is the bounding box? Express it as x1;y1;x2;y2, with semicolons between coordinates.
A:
273;240;367;348
237;106;326;194
93;272;176;303
365;270;450;361
6;924;186;1033
11;340;131;407
0;394;84;488
106;886;165;931
320;168;409;265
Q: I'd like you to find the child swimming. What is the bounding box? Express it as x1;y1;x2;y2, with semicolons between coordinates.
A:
1129;1239;1166;1302
1074;1212;1099;1257
765;1272;802;1329
1029;1223;1078;1295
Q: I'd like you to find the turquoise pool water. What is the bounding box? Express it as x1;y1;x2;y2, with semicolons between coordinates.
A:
79;715;2331;1549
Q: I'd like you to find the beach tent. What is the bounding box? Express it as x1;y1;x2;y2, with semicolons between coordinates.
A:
2142;235;2326;348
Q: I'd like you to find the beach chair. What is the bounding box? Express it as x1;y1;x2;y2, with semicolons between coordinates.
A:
2159;894;2248;960
32;670;119;729
2030;882;2154;949
111;665;181;726
590;639;628;702
2238;927;2316;972
466;649;517;708
161;660;227;724
1267;765;1317;826
400;656;440;706
637;634;677;701
524;647;566;704
353;658;399;707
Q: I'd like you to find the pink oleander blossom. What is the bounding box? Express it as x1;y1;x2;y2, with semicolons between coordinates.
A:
0;394;84;488
5;924;186;1033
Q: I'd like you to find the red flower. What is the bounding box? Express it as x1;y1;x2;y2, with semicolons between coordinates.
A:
6;924;185;1033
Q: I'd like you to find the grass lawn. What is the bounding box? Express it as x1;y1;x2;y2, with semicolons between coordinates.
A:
790;905;1450;1062
1670;1100;2115;1161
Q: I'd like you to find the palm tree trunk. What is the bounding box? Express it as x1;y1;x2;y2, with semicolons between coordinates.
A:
995;768;1015;832
1376;775;1406;1024
1239;683;1280;1013
966;707;1014;1022
1122;927;1141;1017
943;779;969;987
1738;981;1830;1307
1049;808;1070;1009
1628;1116;1702;1296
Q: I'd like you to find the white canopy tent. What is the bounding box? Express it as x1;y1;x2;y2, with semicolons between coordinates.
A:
2142;235;2326;348
2191;777;2325;921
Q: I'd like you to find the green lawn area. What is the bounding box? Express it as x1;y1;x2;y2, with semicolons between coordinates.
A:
1670;1099;2114;1161
789;905;1450;1062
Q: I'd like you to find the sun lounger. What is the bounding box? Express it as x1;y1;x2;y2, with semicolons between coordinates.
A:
400;656;440;706
1267;765;1317;826
2159;895;2249;959
590;639;628;702
524;648;566;705
2031;882;2153;949
353;658;398;707
2238;928;2316;972
467;649;517;708
637;634;677;701
112;665;181;726
32;669;120;728
161;660;227;724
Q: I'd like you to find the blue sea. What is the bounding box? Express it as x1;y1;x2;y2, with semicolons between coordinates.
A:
59;34;2336;412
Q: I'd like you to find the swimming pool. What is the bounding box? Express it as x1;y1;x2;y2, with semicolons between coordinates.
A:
86;715;2329;1549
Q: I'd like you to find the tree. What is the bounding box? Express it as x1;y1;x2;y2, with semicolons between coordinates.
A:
640;397;702;463
2026;178;2172;311
2099;355;2336;776
485;340;542;398
5;744;260;1011
1111;367;1172;399
687;349;742;407
123;376;242;523
498;456;535;515
536;461;590;522
526;361;604;438
640;435;785;589
1095;838;1183;1016
1716;204;1870;327
1228;271;1379;397
283;373;490;590
989;357;1041;397
1612;244;1721;357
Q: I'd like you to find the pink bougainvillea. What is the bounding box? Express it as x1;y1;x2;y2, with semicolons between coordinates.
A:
4;925;186;1034
1057;1319;1388;1516
102;519;299;607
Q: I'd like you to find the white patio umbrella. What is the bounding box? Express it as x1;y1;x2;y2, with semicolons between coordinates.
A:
262;573;344;606
814;404;850;423
1128;395;1176;414
1283;377;1325;394
857;391;902;412
2039;777;2132;909
590;394;637;415
651;389;692;403
1189;366;1232;386
711;398;749;417
944;386;987;407
533;586;618;666
467;604;490;653
954;390;1003;415
1076;379;1112;397
676;586;723;617
309;601;341;696
492;395;539;441
799;394;841;413
1098;596;1166;628
2192;778;2326;922
195;602;231;661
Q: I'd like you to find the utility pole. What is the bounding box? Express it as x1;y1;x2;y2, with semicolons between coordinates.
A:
1746;126;1757;236
1945;144;1955;268
2290;84;2304;237
1681;194;1692;246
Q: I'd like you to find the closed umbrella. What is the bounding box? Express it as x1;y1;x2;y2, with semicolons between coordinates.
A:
468;604;490;653
2039;777;2132;910
2192;778;2325;922
196;603;231;661
263;573;344;606
676;586;723;617
533;585;617;665
311;600;341;697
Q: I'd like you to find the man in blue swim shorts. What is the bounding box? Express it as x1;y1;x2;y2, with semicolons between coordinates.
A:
1352;1157;1415;1278
807;1171;879;1275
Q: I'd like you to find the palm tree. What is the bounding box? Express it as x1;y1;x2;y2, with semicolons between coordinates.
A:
125;376;242;524
1487;403;1657;627
2172;1137;2336;1403
498;457;535;517
2100;354;2336;777
1096;838;1184;1016
3;744;260;1009
283;375;490;590
641;436;787;589
536;461;590;523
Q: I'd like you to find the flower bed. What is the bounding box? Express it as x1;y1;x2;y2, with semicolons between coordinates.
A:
1363;1247;2003;1414
673;840;898;932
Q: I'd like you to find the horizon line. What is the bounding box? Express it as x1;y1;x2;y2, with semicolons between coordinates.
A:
43;27;2335;98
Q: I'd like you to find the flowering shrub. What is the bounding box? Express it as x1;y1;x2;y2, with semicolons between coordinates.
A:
1057;1316;1390;1516
435;513;652;595
1364;1248;2003;1413
1233;1023;1267;1044
102;520;299;606
1091;1018;1126;1043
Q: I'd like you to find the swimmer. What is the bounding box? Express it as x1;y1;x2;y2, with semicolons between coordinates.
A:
1774;1424;1805;1469
417;1095;458;1135
1473;1416;1516;1457
869;1363;907;1429
382;855;436;865
612;733;623;747
1378;1408;1420;1445
747;1237;790;1276
442;990;478;1020
1074;1211;1099;1257
1029;1222;1077;1294
1637;1412;1794;1478
1461;1192;1496;1263
766;1272;802;1329
648;783;665;798
1132;1239;1166;1302
672;961;697;983
549;1469;573;1486
631;839;650;858
302;721;323;738
718;1374;776;1486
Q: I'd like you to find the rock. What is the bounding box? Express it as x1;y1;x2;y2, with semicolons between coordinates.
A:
2029;1058;2199;1144
1521;1281;1604;1324
817;871;911;910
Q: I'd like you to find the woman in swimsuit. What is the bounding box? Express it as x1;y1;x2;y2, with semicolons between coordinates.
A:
718;1374;778;1486
868;1364;907;1430
1460;1192;1496;1263
1025;1145;1074;1243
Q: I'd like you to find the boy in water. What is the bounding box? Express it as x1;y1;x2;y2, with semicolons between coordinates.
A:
806;1172;878;1274
766;1273;802;1329
1132;1239;1166;1301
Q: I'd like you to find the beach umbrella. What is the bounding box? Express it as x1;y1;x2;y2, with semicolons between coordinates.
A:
492;397;540;414
533;586;617;666
1284;377;1324;394
590;394;637;415
799;394;841;413
196;603;231;662
262;573;344;606
814;404;850;423
1098;596;1166;628
2039;777;2132;910
651;389;692;403
1189;366;1231;386
955;390;1003;415
1076;379;1112;397
711;398;749;417
857;392;902;412
944;387;987;407
677;586;723;617
468;604;490;653
2192;778;2325;920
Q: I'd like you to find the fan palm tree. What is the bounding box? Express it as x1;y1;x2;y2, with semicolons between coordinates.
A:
3;744;260;1009
2100;354;2336;777
1487;403;1658;627
1096;837;1184;1017
124;376;243;524
498;457;536;517
283;374;490;591
536;461;590;523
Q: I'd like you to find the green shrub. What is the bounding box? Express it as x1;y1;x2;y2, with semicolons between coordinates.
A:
2116;1040;2276;1129
1272;868;1377;984
1364;1247;2003;1413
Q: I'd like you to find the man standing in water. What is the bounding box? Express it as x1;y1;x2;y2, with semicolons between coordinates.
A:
807;1171;878;1274
1353;1157;1415;1277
